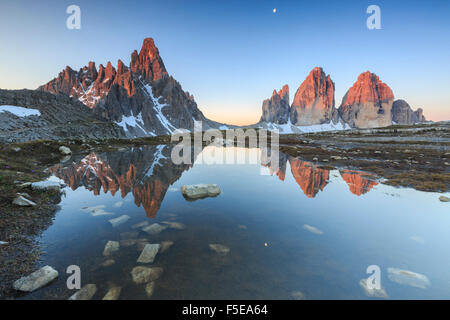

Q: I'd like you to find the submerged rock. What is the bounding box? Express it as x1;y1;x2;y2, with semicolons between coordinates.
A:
131;266;163;284
103;286;121;300
142;223;167;235
132;221;150;229
145;282;155;297
209;244;230;254
160;241;174;253
387;268;431;289
120;239;137;247
291;291;306;300
180;184;221;200
13;266;58;292
82;205;113;216
108;215;130;227
439;196;449;202
137;244;160;263
13;195;36;207
136;239;150;251
69;284;97;300
59;146;72;155
0;241;8;245
120;231;139;240
162;221;186;230
303;224;323;235
101;259;115;267
359;278;388;298
31;180;61;192
103;241;120;256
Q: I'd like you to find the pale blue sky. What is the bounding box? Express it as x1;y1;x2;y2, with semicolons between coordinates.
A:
0;0;449;124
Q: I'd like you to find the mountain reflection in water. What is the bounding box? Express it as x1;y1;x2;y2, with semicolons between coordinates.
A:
49;145;378;218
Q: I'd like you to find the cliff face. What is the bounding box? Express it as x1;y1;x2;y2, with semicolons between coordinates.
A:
290;67;338;125
39;38;225;137
338;71;394;128
392;99;426;124
260;85;290;124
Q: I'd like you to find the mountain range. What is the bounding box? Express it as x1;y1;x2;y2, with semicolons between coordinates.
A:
38;38;228;137
0;39;429;143
257;67;427;133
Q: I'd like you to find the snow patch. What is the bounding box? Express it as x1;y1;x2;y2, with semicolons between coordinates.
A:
0;105;41;118
144;145;167;177
260;119;350;134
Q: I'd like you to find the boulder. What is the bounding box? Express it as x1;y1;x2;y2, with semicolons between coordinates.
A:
69;284;97;300
209;244;230;254
142;223;167;235
13;194;36;207
387;268;430;289
59;146;72;155
137;244;160;263
108;215;130;227
180;184;221;200
102;286;121;300
13;266;58;292
31;180;61;192
131;266;163;284
103;241;120;256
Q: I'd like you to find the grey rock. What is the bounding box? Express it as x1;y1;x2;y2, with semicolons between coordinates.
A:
103;241;120;256
387;268;431;289
131;266;163;284
31;180;61;192
359;278;388;298
59;146;72;155
439;196;449;202
108;215;130;227
392;99;426;125
13;266;58;292
180;184;221;200
209;244;230;254
160;241;174;253
102;286;121;300
69;284;97;300
142;223;167;235
13;195;36;207
145;282;155;297
137;244;160;263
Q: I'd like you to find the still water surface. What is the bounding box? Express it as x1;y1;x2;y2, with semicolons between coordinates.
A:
21;145;450;299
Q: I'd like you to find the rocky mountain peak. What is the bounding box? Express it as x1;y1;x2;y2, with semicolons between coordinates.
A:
290;67;337;126
135;37;167;81
338;71;394;128
260;84;290;124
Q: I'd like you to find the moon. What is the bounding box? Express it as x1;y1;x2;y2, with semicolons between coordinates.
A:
273;8;277;13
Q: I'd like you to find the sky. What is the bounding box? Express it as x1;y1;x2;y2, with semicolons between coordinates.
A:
0;0;449;125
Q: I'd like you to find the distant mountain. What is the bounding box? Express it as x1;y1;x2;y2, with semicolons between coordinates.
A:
39;38;229;137
290;67;338;126
256;68;428;132
391;99;426;125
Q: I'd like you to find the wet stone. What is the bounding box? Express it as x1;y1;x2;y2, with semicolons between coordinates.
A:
209;244;230;254
131;266;163;284
103;286;121;300
109;215;130;227
387;268;431;289
359;278;388;298
103;241;120;256
145;282;155;298
142;223;167;235
13;266;58;292
132;221;149;229
160;241;174;253
137;244;160;263
69;284;97;300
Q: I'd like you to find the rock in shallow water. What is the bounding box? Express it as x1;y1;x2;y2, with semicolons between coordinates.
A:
290;291;306;300
145;282;155;297
439;196;449;202
13;266;58;292
162;221;185;230
69;284;97;300
387;268;431;289
103;286;121;300
160;241;174;253
131;266;163;284
137;244;160;263
142;223;167;235
359;278;388;298
303;224;323;235
108;215;130;227
103;241;120;256
132;221;150;229
209;244;230;254
180;184;221;200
